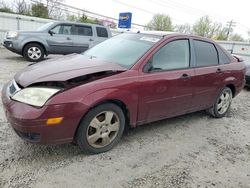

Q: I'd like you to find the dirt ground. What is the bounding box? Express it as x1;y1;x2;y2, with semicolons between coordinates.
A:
0;48;250;188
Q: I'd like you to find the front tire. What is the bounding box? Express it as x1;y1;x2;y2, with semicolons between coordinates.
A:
207;87;232;118
23;43;44;62
76;103;125;154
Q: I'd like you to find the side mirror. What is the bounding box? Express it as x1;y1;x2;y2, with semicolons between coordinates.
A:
48;30;55;36
143;59;153;73
233;55;244;62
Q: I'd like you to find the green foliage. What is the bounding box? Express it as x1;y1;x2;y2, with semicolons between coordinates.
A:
0;7;14;13
31;3;49;19
192;15;234;40
146;14;173;31
213;27;228;40
78;14;99;24
175;24;192;34
192;16;213;37
229;34;245;42
67;14;100;24
67;14;78;21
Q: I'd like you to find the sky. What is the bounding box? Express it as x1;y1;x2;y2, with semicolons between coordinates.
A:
65;0;250;38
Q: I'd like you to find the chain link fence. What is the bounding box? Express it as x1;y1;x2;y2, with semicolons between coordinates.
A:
0;12;51;45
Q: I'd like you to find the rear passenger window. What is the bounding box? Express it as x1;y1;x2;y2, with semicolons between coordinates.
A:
74;25;93;36
194;40;218;67
217;46;230;64
96;27;108;38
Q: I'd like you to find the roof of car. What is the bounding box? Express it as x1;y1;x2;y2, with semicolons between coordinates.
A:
52;21;108;28
136;30;177;36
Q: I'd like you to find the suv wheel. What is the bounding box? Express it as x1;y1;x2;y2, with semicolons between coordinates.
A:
76;103;125;154
23;43;44;62
207;87;232;118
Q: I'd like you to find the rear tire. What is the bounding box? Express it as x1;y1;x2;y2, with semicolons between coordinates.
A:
76;103;125;154
23;43;44;62
207;87;232;118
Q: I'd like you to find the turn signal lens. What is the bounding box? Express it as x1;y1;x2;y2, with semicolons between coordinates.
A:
46;117;63;125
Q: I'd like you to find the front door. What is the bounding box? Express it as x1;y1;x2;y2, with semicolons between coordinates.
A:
137;39;194;124
46;24;74;54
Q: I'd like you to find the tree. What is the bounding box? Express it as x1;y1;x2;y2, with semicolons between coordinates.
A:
0;7;13;13
67;14;78;22
192;16;212;37
213;27;228;40
229;34;245;42
175;23;192;34
13;0;30;15
0;0;14;13
31;3;49;18
192;16;229;40
79;14;99;24
45;0;64;19
146;14;173;31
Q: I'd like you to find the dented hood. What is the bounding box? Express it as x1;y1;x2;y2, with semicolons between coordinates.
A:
15;54;127;87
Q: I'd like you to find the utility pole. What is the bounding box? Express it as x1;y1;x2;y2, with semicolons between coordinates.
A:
226;20;236;40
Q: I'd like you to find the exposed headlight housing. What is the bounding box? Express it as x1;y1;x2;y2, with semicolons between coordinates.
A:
6;31;19;39
11;87;61;107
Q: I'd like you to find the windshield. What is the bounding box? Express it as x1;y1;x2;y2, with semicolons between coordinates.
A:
36;22;54;31
84;33;161;68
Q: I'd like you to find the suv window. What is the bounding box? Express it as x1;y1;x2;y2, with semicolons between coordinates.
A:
74;25;93;36
217;46;230;64
150;40;190;71
194;40;218;67
51;25;72;35
96;27;108;38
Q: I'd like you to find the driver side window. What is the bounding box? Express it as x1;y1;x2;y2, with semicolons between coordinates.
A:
50;25;72;35
151;39;190;71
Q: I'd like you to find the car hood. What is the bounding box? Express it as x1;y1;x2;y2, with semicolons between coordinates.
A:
15;54;127;87
16;30;44;34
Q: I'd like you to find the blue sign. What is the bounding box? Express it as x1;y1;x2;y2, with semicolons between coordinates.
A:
118;12;132;29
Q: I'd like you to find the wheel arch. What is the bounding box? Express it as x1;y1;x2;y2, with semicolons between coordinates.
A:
225;84;236;97
22;42;47;56
73;99;132;143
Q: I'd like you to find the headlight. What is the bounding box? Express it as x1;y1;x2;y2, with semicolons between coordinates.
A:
11;87;61;107
6;31;19;39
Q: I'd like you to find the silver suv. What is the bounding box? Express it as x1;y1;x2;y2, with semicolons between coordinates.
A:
3;21;112;62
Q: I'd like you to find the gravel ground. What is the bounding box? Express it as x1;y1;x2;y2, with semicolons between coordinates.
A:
0;48;250;188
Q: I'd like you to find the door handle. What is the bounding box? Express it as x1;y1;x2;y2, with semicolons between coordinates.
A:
216;68;222;73
66;37;71;40
180;73;191;79
89;38;94;41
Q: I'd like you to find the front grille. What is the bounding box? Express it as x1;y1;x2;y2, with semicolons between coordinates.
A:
3;41;12;46
14;129;41;142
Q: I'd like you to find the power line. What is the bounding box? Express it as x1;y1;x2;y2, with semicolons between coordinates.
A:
112;0;186;23
150;0;250;32
30;0;145;28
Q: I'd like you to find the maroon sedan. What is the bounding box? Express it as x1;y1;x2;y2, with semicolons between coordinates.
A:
1;32;246;153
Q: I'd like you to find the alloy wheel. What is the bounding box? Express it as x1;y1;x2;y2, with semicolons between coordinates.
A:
217;89;232;115
86;111;120;148
27;47;42;60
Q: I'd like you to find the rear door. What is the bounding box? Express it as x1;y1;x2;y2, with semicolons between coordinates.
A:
46;24;74;54
191;39;223;110
71;24;94;53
